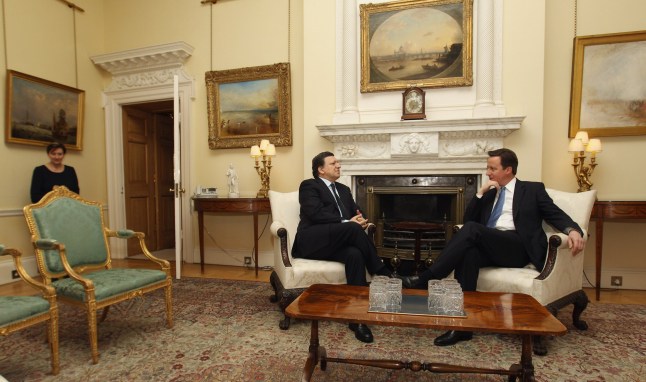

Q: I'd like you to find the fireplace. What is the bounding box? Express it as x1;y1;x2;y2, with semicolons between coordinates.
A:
355;175;477;267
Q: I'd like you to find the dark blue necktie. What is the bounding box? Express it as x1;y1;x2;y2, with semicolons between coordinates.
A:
486;187;506;228
330;183;346;219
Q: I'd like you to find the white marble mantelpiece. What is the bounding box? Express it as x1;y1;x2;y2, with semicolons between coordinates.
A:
317;115;524;184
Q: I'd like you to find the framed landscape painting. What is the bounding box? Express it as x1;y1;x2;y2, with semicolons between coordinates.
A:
569;30;646;138
360;0;473;93
5;70;85;150
206;63;292;149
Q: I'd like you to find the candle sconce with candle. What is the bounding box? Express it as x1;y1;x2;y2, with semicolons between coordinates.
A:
250;139;276;198
568;131;602;192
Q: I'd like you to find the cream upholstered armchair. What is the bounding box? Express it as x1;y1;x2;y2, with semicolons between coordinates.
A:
268;190;374;329
474;188;597;355
0;245;59;375
23;186;173;364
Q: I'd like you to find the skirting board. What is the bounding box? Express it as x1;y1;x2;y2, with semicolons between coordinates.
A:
0;256;38;286
192;249;274;268
582;266;646;290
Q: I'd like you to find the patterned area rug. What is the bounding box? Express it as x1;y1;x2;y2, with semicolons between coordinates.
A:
1;278;644;381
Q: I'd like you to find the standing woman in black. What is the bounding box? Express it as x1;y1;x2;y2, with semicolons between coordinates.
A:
30;143;79;203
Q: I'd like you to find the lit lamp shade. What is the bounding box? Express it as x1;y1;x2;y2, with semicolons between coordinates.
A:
586;138;602;153
259;139;270;151
250;145;261;157
574;131;589;145
265;144;276;156
568;139;585;152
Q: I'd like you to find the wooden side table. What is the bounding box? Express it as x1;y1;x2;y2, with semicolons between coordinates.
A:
192;197;271;276
590;201;646;300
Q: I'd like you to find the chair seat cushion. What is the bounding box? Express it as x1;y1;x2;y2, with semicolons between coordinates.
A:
476;266;540;295
0;296;50;327
287;258;348;289
53;268;167;302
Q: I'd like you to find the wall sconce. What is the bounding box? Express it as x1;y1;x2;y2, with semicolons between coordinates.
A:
250;139;275;198
568;131;602;192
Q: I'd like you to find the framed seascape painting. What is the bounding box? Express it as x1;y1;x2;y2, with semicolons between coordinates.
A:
5;70;85;150
206;63;292;149
360;0;473;93
569;30;646;138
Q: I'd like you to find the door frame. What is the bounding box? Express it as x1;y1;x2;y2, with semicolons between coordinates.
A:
101;74;194;262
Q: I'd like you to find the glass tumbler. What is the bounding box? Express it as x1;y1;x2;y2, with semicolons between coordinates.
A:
385;278;402;312
427;284;444;315
369;281;387;312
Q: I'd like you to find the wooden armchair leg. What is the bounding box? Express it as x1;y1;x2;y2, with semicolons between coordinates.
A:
87;306;99;364
572;290;589;330
99;306;110;323
165;283;174;328
532;335;547;356
48;320;60;375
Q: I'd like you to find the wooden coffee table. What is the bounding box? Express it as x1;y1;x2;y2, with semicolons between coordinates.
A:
285;284;567;382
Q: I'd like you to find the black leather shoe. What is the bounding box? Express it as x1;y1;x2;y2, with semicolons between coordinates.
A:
349;323;374;343
397;275;421;289
433;330;473;346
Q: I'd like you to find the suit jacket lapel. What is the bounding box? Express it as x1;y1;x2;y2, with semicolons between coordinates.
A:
512;179;525;222
316;177;346;217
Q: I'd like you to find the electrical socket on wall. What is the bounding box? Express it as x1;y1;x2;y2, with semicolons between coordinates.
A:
611;276;623;287
244;257;252;265
11;270;19;279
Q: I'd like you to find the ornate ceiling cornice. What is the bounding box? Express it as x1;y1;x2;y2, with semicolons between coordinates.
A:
90;41;194;76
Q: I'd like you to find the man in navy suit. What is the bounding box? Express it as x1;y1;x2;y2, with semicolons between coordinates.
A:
400;148;586;346
292;151;391;343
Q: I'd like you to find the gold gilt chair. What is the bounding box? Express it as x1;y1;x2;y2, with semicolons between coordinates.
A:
0;245;59;375
23;186;173;364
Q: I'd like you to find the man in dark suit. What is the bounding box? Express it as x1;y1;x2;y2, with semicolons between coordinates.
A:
292;151;391;343
400;148;585;346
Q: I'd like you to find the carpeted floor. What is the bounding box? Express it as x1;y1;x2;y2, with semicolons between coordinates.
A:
1;278;644;381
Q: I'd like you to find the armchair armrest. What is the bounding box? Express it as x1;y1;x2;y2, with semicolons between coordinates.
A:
31;238;95;289
0;246;56;299
270;221;292;267
537;229;588;280
105;229;171;273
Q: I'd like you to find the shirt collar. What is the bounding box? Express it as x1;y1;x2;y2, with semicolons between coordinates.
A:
503;177;517;194
320;178;334;188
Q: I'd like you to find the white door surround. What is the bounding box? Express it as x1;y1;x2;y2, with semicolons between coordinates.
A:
91;41;195;260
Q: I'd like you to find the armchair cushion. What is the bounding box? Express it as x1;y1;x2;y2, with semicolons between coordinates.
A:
0;296;51;327
0;246;59;375
52;268;168;302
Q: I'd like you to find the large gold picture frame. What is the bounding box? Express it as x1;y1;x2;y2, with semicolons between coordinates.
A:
569;30;646;138
5;70;85;150
206;63;292;149
360;0;473;93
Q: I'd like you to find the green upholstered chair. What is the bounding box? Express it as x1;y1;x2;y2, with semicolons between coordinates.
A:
0;245;59;375
23;186;173;364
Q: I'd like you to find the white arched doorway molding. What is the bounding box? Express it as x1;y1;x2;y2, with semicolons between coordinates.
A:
91;42;195;261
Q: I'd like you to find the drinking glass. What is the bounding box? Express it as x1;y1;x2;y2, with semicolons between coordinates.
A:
385;278;402;312
427;284;444;315
369;281;387;312
444;289;464;316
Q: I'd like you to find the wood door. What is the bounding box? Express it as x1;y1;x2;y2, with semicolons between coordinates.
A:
155;112;175;249
123;106;158;255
